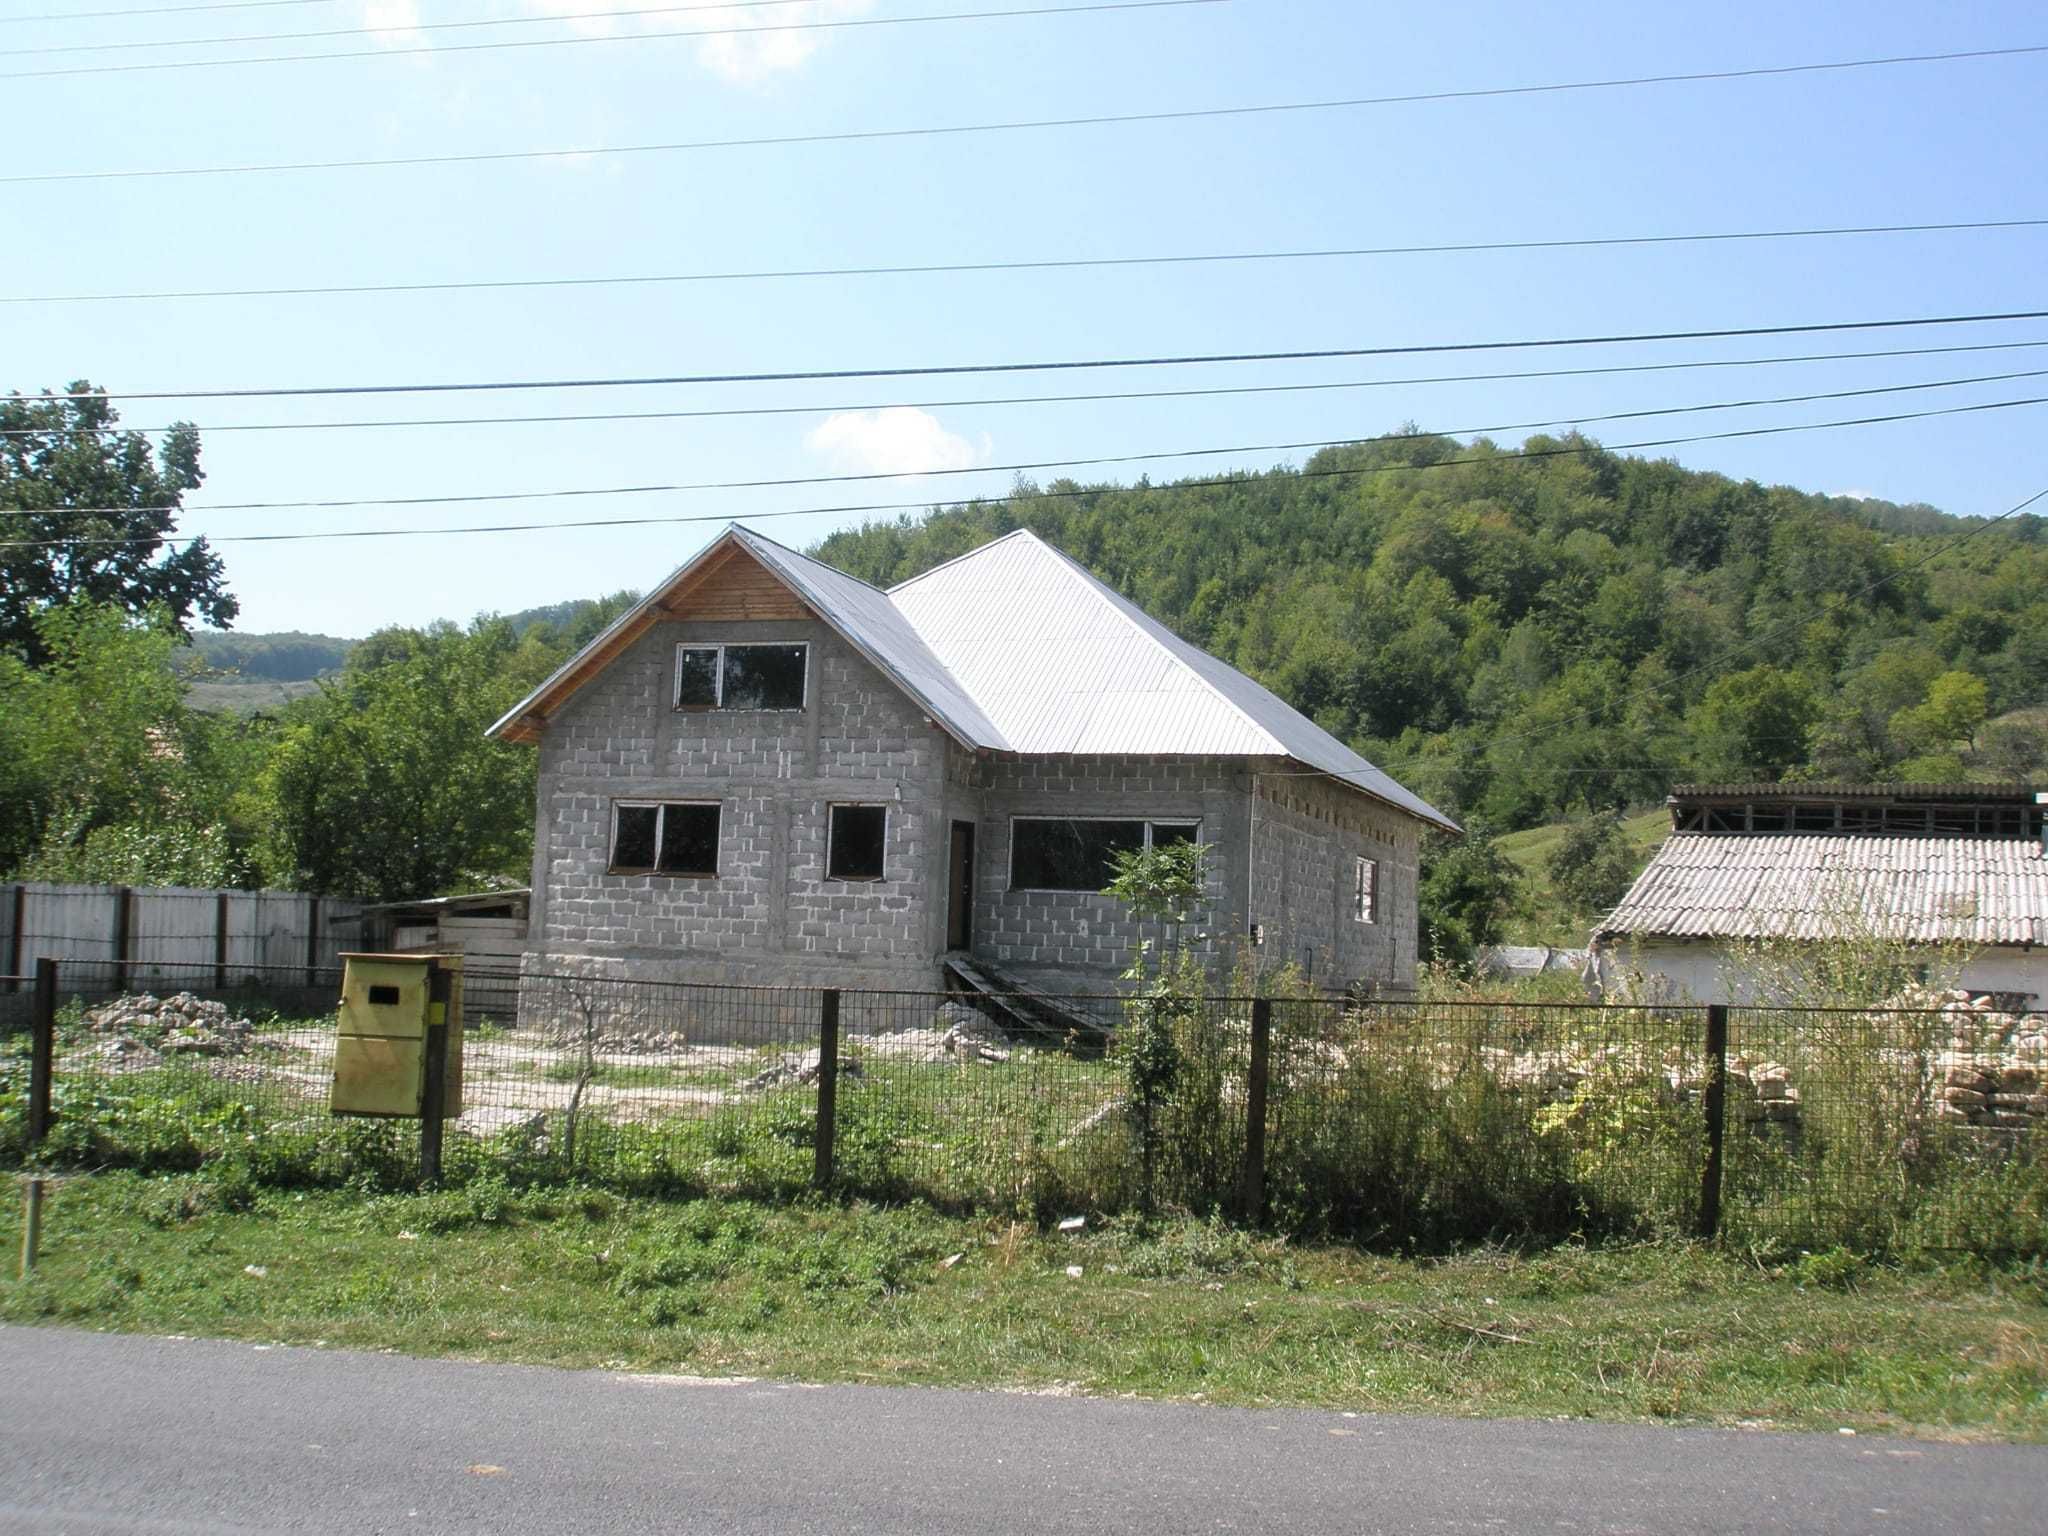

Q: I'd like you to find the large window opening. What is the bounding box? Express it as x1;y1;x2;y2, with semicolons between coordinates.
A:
827;804;888;882
673;643;807;711
1352;856;1377;924
610;801;721;876
1009;818;1201;892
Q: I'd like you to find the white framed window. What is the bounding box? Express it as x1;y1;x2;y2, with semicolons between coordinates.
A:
673;642;807;711
827;804;888;882
1009;817;1201;892
609;800;721;876
1353;856;1377;924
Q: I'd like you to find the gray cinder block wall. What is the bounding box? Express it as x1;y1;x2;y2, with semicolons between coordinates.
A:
523;622;1425;1010
527;618;946;996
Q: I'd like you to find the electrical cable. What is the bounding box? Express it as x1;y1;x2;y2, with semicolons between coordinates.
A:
13;337;2048;439
13;216;2046;306
35;307;2048;404
0;0;1226;79
10;41;2044;181
7;393;2045;549
11;367;2045;518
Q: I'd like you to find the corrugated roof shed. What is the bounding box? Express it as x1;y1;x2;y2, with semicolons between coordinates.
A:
1598;833;2048;946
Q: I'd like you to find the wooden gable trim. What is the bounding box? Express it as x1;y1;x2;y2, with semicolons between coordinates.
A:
494;535;821;745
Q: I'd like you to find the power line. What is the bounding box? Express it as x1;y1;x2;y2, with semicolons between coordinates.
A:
14;367;2044;519
12;0;850;55
38;308;2048;404
3;0;330;22
11;41;2045;182
14;337;2048;439
9;393;2047;549
15;217;2048;306
0;0;1225;79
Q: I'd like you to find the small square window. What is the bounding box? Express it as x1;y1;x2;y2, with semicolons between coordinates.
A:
610;802;720;876
658;804;720;876
1353;856;1377;925
827;804;888;881
674;648;720;709
722;644;807;710
611;804;659;872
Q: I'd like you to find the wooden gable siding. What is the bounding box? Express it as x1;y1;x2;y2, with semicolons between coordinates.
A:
496;535;814;743
661;545;810;621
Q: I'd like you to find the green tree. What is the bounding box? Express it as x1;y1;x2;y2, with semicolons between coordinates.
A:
1889;670;1990;758
263;620;544;901
0;600;265;882
1689;664;1819;781
1544;811;1637;915
1418;828;1519;966
0;385;234;662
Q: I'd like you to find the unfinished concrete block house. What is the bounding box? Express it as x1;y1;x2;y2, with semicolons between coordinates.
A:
487;525;1457;1003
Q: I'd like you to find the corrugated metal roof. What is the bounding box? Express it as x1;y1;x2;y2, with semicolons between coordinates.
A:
891;530;1459;831
492;524;1455;833
1597;833;2048;945
1671;782;2040;803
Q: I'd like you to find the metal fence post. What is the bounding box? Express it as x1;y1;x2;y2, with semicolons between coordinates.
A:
814;989;840;1189
7;883;24;993
1698;1003;1729;1240
1239;997;1272;1222
419;962;451;1186
111;886;134;993
304;896;322;989
213;891;230;991
29;958;57;1151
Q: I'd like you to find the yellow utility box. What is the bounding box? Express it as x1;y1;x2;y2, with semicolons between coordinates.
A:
330;953;464;1119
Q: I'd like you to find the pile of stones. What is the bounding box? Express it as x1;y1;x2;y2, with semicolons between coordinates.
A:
84;992;262;1057
854;1001;1014;1066
1916;988;2048;1130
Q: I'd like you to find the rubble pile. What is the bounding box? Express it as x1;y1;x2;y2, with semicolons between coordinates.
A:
83;992;264;1057
854;1001;1014;1066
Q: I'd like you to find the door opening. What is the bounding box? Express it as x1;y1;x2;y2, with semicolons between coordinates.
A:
946;821;975;951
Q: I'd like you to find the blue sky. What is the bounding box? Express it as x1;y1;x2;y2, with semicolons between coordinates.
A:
7;0;2046;636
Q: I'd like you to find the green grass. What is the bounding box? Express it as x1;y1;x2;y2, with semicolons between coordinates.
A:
1496;808;1671;945
5;1173;2047;1439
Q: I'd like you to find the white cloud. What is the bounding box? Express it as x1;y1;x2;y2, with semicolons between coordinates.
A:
516;0;877;83
805;409;991;477
695;0;875;84
360;0;424;44
515;0;629;38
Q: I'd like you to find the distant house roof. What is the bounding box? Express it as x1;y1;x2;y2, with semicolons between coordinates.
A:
487;524;1457;833
1671;782;2040;804
1596;834;2048;947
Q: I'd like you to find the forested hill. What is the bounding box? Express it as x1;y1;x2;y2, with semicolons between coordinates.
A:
812;432;2048;832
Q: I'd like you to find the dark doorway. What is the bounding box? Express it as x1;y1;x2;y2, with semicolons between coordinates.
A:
946;821;976;951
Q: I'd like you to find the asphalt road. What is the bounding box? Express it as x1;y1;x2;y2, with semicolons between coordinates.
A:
2;1326;2043;1535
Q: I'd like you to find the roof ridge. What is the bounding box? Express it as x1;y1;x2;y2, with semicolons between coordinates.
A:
732;523;892;596
885;526;1038;596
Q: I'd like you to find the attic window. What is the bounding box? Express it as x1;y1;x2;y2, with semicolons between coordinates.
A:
1009;818;1202;892
610;801;720;877
673;643;807;711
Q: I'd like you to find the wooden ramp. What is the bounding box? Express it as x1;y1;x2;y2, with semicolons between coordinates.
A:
941;955;1115;1048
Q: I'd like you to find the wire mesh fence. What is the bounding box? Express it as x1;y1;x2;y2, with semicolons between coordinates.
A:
2;962;2042;1256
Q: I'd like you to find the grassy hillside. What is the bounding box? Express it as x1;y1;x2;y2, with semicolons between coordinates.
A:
1496;808;1671;946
